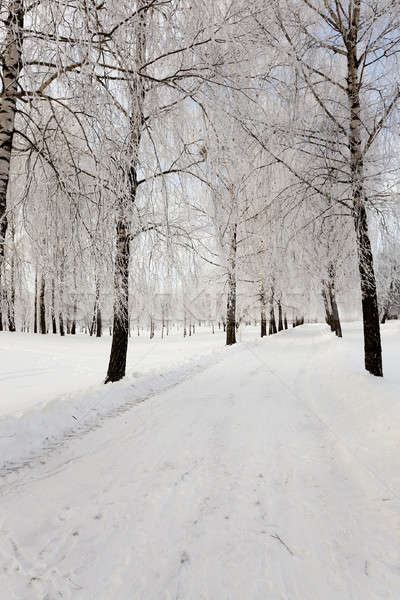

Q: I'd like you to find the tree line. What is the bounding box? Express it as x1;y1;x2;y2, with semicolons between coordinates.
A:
1;0;400;381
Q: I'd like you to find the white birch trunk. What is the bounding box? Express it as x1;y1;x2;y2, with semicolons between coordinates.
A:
0;1;23;266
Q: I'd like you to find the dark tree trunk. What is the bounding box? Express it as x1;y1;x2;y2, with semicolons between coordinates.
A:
39;274;46;334
59;301;64;337
51;278;57;334
7;256;15;332
7;220;16;331
330;296;342;338
269;307;277;335
261;310;267;337
71;261;77;334
59;313;64;336
321;284;334;331
96;306;102;337
105;1;145;382
71;298;77;334
277;300;283;331
259;281;267;338
34;269;38;333
347;16;382;376
284;315;288;329
59;254;65;336
354;203;382;375
269;289;277;335
327;265;342;338
226;224;237;346
7;299;15;331
105;216;131;383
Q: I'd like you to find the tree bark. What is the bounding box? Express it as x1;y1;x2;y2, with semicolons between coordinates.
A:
150;317;154;339
277;300;283;331
0;2;23;275
0;285;3;331
59;267;65;336
90;277;100;336
327;264;342;338
33;269;38;333
94;275;102;337
7;256;16;332
347;12;382;375
269;306;277;335
96;301;102;338
226;223;237;346
269;288;277;335
39;274;46;334
260;309;267;338
89;311;95;336
259;280;267;338
70;259;77;334
354;203;382;374
105;216;131;382
51;278;57;333
71;298;77;334
321;284;334;331
105;1;146;382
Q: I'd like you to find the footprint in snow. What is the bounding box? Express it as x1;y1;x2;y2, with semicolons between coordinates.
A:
180;551;190;565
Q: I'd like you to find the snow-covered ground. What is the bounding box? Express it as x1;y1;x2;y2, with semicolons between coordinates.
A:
0;327;257;469
1;322;400;598
0;327;257;417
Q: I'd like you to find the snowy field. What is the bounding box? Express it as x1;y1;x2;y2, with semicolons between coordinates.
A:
1;322;400;598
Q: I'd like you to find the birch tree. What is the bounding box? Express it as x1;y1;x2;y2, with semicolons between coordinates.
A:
250;0;400;375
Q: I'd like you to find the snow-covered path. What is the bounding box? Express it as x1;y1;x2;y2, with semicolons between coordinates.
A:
1;325;400;599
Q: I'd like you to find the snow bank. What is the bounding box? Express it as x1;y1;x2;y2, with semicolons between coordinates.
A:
0;330;247;418
0;341;238;473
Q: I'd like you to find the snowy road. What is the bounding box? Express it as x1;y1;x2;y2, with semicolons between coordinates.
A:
1;325;400;599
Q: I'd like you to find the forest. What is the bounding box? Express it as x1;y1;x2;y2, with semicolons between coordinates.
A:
2;2;400;598
1;0;400;383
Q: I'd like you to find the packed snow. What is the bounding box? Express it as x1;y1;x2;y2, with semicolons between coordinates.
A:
0;328;252;470
1;322;400;599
